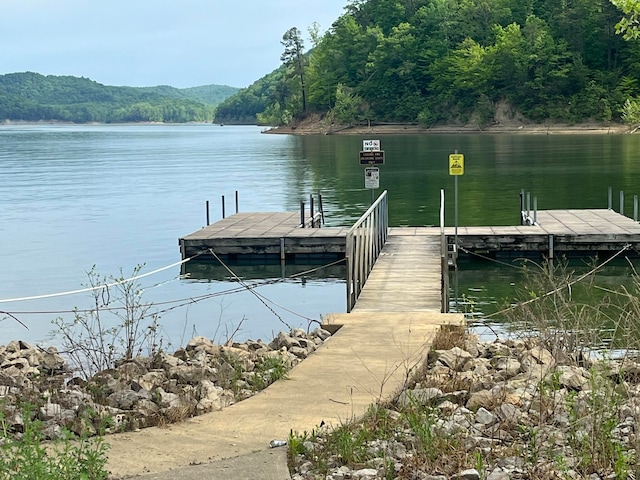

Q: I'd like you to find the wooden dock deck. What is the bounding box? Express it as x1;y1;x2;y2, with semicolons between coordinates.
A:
352;230;443;312
179;207;640;266
454;209;640;257
179;212;350;261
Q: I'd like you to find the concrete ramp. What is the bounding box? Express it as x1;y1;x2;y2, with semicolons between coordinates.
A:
107;311;462;479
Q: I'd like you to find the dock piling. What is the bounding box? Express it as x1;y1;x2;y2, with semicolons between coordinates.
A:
222;195;226;219
206;200;210;226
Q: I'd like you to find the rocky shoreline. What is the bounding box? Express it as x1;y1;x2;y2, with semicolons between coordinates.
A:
0;328;331;440
289;328;640;480
3;325;639;479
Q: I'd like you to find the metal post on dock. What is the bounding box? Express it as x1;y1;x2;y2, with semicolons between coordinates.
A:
533;197;537;224
635;195;638;222
310;194;315;227
526;192;531;218
608;187;612;210
318;192;325;225
620;191;624;216
300;201;305;228
206;200;210;226
235;191;239;214
520;189;525;225
440;189;449;313
222;195;226;219
453;151;459;252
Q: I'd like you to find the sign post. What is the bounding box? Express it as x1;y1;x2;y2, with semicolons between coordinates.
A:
449;152;464;251
361;140;383;203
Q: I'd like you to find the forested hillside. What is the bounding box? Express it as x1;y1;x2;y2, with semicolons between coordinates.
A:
0;72;238;123
216;0;640;127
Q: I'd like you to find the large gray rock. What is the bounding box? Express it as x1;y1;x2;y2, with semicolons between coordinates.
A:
436;347;473;371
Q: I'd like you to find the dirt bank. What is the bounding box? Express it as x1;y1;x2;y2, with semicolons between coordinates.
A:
263;115;630;136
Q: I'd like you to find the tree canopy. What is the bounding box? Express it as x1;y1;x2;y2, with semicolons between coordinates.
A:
217;0;640;127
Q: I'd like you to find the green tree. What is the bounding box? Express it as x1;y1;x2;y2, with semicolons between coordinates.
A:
330;83;365;125
281;27;307;113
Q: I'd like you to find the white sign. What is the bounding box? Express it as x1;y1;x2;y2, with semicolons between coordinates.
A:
365;167;380;189
363;139;381;151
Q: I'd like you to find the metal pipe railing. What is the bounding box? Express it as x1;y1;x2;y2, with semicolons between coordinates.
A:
345;190;389;312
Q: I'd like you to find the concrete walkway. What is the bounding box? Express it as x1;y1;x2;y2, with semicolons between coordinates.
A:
106;311;462;479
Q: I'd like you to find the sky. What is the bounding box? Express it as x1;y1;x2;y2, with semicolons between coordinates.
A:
0;0;349;89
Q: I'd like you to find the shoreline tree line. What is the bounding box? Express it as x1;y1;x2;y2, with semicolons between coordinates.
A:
0;72;238;124
215;0;640;129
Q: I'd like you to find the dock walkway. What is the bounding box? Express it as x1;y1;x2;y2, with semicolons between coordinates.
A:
352;229;442;312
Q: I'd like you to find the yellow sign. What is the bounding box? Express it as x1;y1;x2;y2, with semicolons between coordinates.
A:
449;153;464;175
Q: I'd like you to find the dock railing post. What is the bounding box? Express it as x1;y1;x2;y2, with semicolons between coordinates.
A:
300;201;305;228
620;191;625;216
520;189;525;225
533;197;537;225
235;191;239;214
206;200;210;226
635;195;638;222
318;192;325;225
526;192;531;219
608;187;612;210
222;195;226;219
310;194;315;227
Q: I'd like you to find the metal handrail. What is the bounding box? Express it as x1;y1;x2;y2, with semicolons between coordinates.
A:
345;191;389;312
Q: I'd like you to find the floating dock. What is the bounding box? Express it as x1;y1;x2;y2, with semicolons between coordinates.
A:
179;208;640;262
455;209;640;258
179;212;350;262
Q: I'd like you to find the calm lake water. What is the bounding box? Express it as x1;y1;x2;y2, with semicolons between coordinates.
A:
1;124;639;347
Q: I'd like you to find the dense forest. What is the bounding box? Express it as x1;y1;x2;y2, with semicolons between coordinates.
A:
0;72;238;123
215;0;640;127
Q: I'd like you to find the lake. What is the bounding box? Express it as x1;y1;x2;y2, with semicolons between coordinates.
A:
1;124;639;347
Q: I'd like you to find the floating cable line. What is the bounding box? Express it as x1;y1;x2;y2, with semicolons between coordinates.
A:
483;243;632;319
207;249;293;330
457;246;529;270
0;257;195;304
1;257;346;323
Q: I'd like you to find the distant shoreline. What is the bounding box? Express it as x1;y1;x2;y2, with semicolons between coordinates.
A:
263;121;631;136
1;119;632;135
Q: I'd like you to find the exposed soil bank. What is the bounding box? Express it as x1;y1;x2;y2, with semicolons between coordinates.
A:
263;117;630;136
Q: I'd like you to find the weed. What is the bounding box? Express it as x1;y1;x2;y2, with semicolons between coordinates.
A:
0;404;109;480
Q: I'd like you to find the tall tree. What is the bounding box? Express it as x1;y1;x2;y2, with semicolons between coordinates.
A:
281;27;307;113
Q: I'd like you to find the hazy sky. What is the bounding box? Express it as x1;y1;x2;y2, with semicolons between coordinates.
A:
0;0;348;88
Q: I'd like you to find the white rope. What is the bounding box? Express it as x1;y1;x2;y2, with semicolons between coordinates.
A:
0;257;192;304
